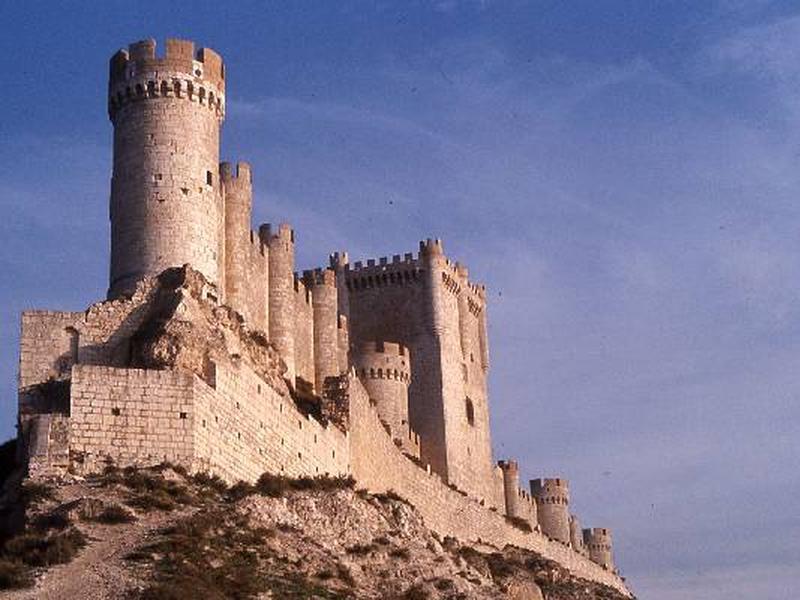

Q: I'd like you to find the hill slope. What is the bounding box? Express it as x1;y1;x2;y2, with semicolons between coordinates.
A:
0;467;632;599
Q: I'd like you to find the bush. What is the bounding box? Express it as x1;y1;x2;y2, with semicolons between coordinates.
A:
3;527;87;567
20;482;54;504
389;547;411;559
226;481;256;501
126;490;177;512
192;472;228;494
505;515;533;533
345;543;375;556
31;511;71;531
0;559;32;590
93;505;137;524
255;473;355;498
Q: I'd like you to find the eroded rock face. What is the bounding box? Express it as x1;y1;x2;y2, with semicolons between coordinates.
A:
128;267;288;395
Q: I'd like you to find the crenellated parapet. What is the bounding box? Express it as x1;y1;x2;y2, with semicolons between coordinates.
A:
109;38;225;122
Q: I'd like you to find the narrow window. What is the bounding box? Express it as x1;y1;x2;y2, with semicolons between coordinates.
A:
465;397;475;426
206;170;213;186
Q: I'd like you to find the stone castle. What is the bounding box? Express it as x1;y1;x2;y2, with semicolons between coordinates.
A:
14;39;630;595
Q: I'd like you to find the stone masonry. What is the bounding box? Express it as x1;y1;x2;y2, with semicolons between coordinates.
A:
14;38;632;596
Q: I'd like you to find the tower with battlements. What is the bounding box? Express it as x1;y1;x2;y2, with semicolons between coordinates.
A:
108;39;226;298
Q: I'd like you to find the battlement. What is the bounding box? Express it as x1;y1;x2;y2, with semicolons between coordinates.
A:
220;161;252;187
353;341;411;384
419;237;444;256
108;39;225;121
329;251;350;270
498;459;519;474
531;478;570;504
264;223;295;244
302;268;336;287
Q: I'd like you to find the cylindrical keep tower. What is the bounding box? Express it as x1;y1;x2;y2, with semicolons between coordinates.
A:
267;223;296;385
303;268;340;393
107;38;225;298
221;161;256;324
583;528;614;570
530;478;571;544
352;341;413;450
498;460;521;519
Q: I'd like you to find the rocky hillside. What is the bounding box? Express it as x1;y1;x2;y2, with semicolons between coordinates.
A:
0;465;632;599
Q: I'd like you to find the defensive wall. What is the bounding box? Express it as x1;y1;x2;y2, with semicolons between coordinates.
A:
346;374;630;595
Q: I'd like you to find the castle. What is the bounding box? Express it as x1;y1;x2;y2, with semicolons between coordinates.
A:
15;39;630;595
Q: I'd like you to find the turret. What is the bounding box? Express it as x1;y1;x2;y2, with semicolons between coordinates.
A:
352;341;415;453
267;223;296;385
221;162;260;326
498;460;521;519
530;478;570;544
569;514;585;554
303;268;340;392
583;528;614;570
107;39;225;298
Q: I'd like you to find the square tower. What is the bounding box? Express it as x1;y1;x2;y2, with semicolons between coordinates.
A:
334;240;495;502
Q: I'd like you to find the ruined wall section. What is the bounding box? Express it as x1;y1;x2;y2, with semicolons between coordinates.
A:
108;39;225;298
346;376;630;596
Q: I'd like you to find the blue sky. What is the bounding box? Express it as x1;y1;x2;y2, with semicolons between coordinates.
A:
1;1;799;598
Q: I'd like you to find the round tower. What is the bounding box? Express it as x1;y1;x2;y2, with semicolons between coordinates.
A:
583;528;614;570
569;514;585;554
303;268;340;393
221;161;253;319
352;341;413;451
498;460;521;519
267;223;296;384
530;478;571;544
107;38;225;298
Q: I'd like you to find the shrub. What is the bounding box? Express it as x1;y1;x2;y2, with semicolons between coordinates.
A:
31;511;71;531
389;547;411;560
20;482;54;504
255;473;354;498
0;559;32;590
345;543;375;556
93;505;137;524
126;490;177;512
192;472;228;493
226;481;256;501
3;527;87;567
505;515;533;533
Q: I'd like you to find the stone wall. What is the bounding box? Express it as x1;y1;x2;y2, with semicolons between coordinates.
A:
193;360;349;483
69;365;195;473
347;375;630;596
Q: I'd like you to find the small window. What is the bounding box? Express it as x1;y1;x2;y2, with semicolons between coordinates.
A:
179;412;187;419
206;170;213;185
465;397;475;426
111;407;121;416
